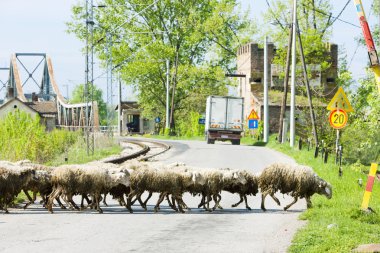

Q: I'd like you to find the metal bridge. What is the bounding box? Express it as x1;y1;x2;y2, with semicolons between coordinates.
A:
0;53;99;130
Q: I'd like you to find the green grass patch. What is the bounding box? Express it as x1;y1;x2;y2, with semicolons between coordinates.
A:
142;133;260;145
142;133;205;141
47;135;122;166
265;135;380;253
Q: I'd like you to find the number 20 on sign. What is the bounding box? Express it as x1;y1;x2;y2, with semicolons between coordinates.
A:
329;109;348;129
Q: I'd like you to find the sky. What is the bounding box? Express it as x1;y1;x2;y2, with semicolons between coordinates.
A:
0;0;376;102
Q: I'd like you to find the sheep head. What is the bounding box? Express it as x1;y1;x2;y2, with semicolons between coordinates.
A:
109;169;130;187
317;180;332;199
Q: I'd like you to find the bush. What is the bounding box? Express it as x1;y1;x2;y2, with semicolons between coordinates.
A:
0;110;79;163
176;111;205;137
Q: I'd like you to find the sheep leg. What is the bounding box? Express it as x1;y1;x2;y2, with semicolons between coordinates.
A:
3;195;12;214
154;192;167;212
126;190;138;213
47;188;61;213
61;194;72;210
69;195;80;210
23;190;36;209
55;196;66;209
284;196;298;211
178;195;190;210
23;190;33;202
206;194;212;212
137;193;147;211
130;196;138;205
41;195;47;207
212;194;221;211
84;195;92;205
118;196;127;207
261;193;267;212
174;195;185;213
232;195;244;208
176;196;189;212
142;191;153;209
306;196;312;208
244;195;251;210
95;194;103;214
216;194;223;210
269;193;281;206
198;194;206;208
166;194;178;212
102;193;108;207
80;195;87;210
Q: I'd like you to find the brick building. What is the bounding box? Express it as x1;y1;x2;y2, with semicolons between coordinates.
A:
236;42;337;133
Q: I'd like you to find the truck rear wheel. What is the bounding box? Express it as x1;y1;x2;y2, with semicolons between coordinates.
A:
231;139;240;145
207;135;215;144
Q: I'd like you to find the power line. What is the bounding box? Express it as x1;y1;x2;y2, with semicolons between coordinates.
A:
300;1;360;29
329;0;351;26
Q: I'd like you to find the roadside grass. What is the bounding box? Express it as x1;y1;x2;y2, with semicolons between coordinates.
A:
142;133;256;145
265;136;380;253
46;135;122;166
142;133;204;141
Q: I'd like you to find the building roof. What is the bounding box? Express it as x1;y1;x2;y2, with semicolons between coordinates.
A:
115;101;140;110
25;101;57;114
0;98;57;118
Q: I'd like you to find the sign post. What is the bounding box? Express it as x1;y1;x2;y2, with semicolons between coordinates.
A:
327;87;353;176
247;109;259;130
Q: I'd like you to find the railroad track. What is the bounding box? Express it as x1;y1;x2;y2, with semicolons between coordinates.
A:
103;139;170;164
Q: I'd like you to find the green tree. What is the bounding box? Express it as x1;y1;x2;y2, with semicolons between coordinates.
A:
70;84;108;125
339;0;380;164
342;71;380;164
263;0;334;72
67;0;253;132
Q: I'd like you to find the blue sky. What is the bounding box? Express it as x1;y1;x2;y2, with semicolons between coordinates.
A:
0;0;375;101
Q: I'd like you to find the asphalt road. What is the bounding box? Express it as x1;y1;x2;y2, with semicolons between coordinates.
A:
0;138;306;253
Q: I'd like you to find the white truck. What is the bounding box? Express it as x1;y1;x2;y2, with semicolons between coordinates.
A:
205;95;244;145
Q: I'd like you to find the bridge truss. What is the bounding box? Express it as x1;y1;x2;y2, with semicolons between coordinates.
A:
1;53;99;130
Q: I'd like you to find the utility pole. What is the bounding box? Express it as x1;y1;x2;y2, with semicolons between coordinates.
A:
106;32;113;132
85;0;95;155
118;73;122;136
278;24;293;143
296;20;319;147
166;59;170;130
290;0;297;147
263;36;269;143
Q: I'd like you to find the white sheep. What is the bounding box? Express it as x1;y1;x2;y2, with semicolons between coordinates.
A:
259;163;332;211
0;161;36;213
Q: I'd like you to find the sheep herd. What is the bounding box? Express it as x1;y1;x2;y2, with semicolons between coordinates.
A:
0;160;332;214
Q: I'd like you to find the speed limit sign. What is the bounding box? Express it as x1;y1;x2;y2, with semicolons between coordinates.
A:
329;109;348;129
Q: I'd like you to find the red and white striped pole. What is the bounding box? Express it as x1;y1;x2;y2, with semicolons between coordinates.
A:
361;163;378;210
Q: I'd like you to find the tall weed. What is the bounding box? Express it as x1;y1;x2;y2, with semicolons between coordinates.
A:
0;110;78;163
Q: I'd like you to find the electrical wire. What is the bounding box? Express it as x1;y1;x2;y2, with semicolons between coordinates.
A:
300;1;361;29
329;0;351;27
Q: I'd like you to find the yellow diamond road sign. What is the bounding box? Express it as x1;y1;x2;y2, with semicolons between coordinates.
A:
248;109;259;120
327;87;353;112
